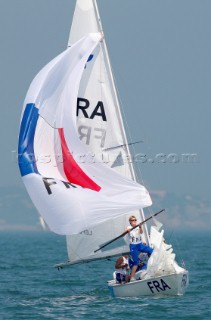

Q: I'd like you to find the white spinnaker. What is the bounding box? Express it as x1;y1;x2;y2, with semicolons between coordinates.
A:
20;33;151;236
66;0;150;264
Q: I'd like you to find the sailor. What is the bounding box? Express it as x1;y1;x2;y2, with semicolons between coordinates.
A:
126;215;153;282
114;255;130;284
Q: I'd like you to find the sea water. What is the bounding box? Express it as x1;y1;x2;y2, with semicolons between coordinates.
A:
0;230;210;320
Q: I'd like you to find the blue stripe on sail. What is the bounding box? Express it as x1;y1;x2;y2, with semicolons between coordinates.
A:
18;103;39;176
85;54;94;69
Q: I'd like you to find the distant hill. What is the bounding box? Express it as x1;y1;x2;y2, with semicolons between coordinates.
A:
150;190;211;231
0;186;210;231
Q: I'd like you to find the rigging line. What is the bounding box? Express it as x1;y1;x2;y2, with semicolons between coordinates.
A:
112;72;146;184
110;58;152;188
102;140;143;151
57;266;80;295
171;232;186;268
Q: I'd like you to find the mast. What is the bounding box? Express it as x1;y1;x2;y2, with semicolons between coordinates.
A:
92;0;150;242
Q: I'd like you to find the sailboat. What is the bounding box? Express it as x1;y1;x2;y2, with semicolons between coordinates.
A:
18;0;189;297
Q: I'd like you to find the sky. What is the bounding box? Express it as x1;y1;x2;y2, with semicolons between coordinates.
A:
0;0;210;203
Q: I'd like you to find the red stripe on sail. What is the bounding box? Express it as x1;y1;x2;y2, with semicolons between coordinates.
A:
58;128;101;192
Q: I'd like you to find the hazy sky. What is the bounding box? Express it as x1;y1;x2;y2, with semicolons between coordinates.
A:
0;0;210;200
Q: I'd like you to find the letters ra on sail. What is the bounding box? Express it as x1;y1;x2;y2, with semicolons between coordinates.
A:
18;31;152;235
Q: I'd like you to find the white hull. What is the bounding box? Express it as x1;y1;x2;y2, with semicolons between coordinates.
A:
108;270;189;297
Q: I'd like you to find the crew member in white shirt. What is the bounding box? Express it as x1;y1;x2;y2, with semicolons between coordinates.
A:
126;215;153;281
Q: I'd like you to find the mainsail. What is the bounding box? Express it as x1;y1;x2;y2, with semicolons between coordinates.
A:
18;0;152;264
